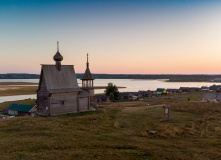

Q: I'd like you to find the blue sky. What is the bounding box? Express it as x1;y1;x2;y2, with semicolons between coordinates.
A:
1;0;221;74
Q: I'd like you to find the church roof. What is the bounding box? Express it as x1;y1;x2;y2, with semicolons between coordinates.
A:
41;65;81;93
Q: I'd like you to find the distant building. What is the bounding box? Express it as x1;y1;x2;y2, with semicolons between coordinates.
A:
179;87;191;92
138;90;154;97
118;92;132;100
209;85;220;91
156;88;167;95
129;92;143;99
118;92;142;100
36;42;95;116
167;89;181;94
97;96;109;102
201;86;209;91
190;87;202;92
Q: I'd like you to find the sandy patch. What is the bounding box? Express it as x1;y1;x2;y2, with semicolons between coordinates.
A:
0;86;21;91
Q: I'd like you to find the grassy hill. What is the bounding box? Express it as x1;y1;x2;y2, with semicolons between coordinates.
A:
0;93;221;159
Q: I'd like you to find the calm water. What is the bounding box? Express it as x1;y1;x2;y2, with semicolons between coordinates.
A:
0;79;220;103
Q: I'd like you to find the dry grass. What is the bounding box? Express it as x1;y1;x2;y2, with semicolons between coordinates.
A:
0;93;221;159
0;86;37;96
0;82;38;85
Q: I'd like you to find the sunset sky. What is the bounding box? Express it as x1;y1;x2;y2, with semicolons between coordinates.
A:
1;0;221;74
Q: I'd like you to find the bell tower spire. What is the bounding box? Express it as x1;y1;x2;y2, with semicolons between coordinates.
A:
57;41;59;52
87;53;89;68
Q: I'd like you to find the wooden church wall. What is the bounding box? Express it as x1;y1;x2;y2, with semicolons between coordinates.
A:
49;92;78;115
37;74;50;116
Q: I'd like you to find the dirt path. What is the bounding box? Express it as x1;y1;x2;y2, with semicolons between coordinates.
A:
121;104;163;113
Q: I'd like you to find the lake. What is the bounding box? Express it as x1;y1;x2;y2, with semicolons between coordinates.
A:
0;79;220;103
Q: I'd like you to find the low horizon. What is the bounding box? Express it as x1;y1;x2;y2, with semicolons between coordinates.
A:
1;0;221;74
2;73;221;76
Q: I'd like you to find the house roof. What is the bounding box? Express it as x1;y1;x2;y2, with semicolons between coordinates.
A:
215;94;221;100
156;88;165;92
180;87;190;89
167;89;180;92
138;90;152;94
78;90;90;98
201;86;209;89
41;65;81;93
191;87;201;89
203;93;218;99
8;104;35;112
118;92;131;97
209;85;219;90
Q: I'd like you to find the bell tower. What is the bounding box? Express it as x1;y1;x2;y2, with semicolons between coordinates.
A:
81;54;94;95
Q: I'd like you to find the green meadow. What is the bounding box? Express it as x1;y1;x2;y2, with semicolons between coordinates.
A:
0;92;221;160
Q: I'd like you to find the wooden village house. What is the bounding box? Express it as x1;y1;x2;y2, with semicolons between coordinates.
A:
7;104;36;116
209;85;221;91
97;96;109;102
36;43;95;116
167;89;181;94
138;90;155;97
201;86;209;91
179;87;191;92
190;87;202;92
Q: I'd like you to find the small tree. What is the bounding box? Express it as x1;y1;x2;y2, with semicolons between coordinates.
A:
109;92;114;101
104;83;119;100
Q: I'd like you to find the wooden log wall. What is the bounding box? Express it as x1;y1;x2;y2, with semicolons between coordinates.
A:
37;74;50;116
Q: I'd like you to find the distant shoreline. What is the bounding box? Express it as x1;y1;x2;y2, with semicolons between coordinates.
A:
1;73;221;82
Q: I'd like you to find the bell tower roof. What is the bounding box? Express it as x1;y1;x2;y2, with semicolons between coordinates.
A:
81;53;94;80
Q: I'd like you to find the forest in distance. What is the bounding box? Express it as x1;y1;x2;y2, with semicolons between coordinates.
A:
1;73;221;82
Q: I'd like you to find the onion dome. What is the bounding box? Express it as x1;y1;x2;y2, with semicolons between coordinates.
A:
53;51;63;61
53;41;63;62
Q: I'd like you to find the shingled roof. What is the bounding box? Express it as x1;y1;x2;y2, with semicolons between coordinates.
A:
203;93;218;99
82;68;94;80
41;65;81;93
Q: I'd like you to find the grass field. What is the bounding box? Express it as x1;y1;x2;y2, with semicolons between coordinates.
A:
0;82;38;85
0;92;221;160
